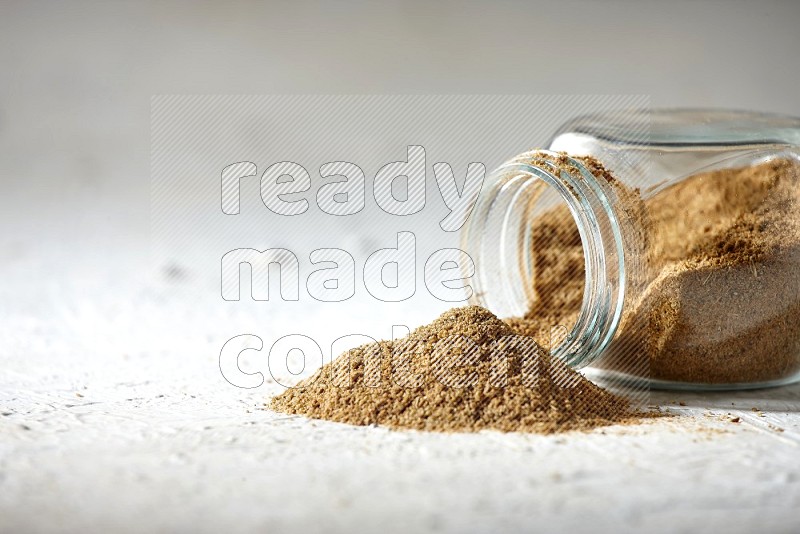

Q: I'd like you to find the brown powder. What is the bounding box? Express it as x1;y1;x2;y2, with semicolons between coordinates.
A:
270;306;648;433
269;156;798;433
505;191;583;339
514;157;800;385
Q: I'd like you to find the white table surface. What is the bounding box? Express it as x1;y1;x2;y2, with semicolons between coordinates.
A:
3;352;799;534
2;210;799;534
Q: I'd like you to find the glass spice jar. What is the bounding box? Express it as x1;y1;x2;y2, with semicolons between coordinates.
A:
462;109;800;390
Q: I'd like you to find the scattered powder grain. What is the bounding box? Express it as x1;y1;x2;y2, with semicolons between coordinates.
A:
271;306;648;433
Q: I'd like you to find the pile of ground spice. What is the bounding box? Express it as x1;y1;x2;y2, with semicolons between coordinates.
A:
513;157;800;385
271;306;647;433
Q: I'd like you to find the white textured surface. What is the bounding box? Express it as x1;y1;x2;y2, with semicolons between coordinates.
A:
2;356;800;534
2;212;800;534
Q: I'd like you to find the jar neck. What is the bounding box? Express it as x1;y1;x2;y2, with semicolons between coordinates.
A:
462;151;629;368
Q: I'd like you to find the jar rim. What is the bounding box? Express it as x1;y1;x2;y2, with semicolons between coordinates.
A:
461;151;627;369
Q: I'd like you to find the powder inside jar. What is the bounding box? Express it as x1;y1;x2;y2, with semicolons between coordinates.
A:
513;157;800;385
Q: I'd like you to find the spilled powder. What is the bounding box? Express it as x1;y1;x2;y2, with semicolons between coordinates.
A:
270;155;799;433
270;306;648;433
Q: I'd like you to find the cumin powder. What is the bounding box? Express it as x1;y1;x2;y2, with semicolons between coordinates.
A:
270;157;799;433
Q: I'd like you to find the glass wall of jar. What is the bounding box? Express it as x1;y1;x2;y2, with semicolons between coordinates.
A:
462;110;800;390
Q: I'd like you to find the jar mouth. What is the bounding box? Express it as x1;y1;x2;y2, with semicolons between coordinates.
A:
461;151;626;369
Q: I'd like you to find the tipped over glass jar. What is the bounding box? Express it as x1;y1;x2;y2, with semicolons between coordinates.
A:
462;109;800;390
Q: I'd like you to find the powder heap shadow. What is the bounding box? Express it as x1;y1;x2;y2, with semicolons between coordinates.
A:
270;306;644;433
